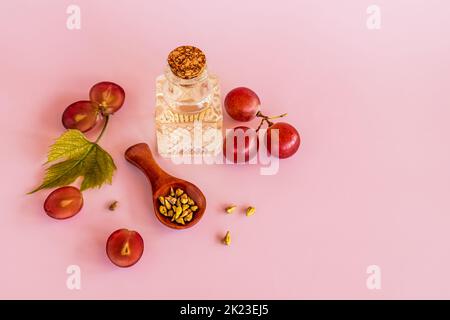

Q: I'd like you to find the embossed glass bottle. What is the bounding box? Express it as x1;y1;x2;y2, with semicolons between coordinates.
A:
155;46;223;158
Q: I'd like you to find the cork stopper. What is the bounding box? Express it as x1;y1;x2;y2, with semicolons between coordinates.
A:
167;46;206;80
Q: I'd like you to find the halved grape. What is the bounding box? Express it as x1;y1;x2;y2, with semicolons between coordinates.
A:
62;100;99;132
44;186;83;219
89;81;125;115
106;229;144;268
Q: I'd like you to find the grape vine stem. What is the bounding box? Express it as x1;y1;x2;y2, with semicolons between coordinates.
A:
255;111;288;132
95;115;110;143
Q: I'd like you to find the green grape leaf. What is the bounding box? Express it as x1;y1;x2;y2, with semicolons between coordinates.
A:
29;130;116;193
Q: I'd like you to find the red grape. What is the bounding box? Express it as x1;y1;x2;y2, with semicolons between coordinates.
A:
106;229;144;268
224;87;260;122
223;126;258;163
62;100;99;132
266;122;300;159
89;81;125;115
44;186;83;219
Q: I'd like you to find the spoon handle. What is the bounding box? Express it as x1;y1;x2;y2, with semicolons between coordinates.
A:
125;143;170;190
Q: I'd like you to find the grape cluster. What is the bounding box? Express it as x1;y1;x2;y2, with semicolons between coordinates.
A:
45;81;125;219
62;81;125;132
223;87;301;162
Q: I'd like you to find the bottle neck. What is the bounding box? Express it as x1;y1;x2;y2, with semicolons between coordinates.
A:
163;66;212;113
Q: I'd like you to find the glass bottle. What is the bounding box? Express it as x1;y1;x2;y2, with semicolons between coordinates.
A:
155;46;223;158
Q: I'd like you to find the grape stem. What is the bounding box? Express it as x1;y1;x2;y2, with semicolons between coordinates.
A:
255;111;287;132
95;115;110;143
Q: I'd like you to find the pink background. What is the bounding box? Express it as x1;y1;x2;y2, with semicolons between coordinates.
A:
1;0;450;299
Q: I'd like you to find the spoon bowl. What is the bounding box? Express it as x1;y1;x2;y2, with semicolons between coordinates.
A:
125;143;206;229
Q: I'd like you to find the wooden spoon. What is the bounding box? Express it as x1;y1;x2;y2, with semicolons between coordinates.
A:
124;143;206;229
